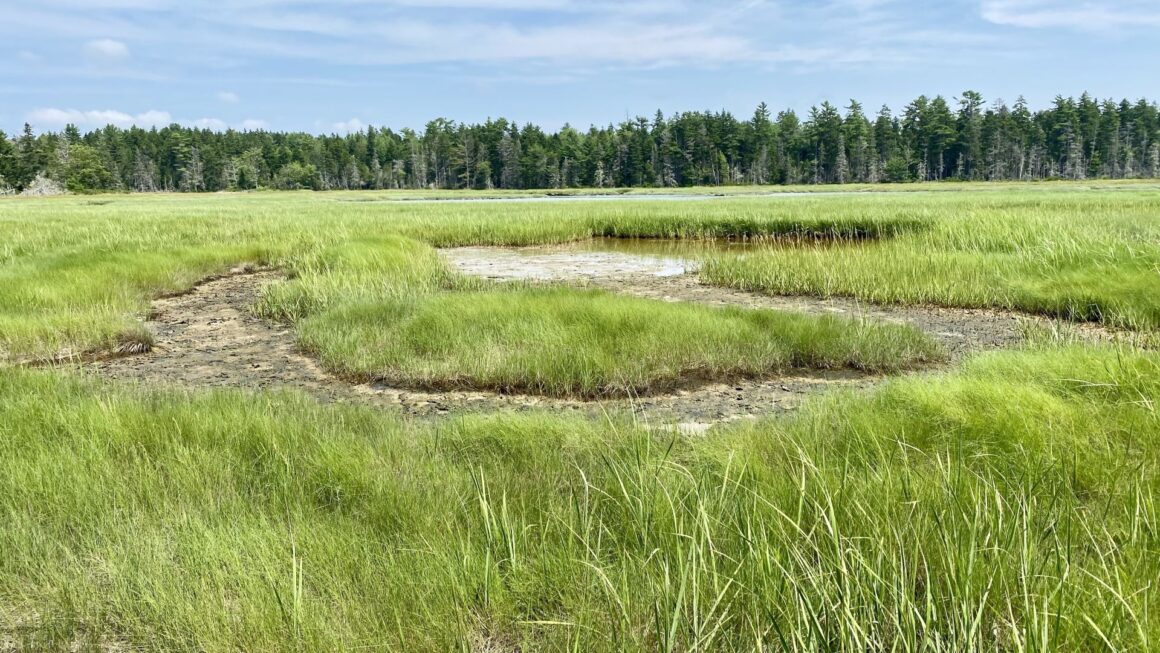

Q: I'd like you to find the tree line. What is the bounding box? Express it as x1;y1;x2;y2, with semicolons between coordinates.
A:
2;91;1159;194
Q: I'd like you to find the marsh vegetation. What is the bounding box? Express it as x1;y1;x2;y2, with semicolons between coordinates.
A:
0;181;1157;651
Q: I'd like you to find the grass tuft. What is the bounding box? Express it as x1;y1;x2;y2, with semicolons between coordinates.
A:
248;235;941;397
299;286;940;396
0;344;1155;650
3;184;1159;363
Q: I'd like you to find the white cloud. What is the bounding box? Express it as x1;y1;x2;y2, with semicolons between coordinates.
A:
216;6;761;67
330;118;365;133
193;117;228;130
2;0;938;76
197;0;944;70
391;0;573;8
377;19;751;65
84;38;131;62
233;0;670;15
41;0;171;7
27;108;171;129
23;108;271;132
136;110;173;125
981;0;1160;30
0;0;1003;98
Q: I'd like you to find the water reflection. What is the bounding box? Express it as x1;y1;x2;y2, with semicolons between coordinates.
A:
442;236;855;281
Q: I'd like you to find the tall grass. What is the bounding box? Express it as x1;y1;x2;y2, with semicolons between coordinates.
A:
299;286;938;396
2;184;1159;363
2;182;1158;651
0;192;926;362
246;235;940;397
1;343;1155;651
701;193;1160;329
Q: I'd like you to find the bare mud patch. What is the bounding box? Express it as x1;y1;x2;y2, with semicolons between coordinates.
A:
446;245;690;280
442;244;1119;360
81;244;1121;428
84;269;876;426
591;275;1026;360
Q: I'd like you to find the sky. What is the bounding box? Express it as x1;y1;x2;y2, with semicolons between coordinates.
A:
2;0;1159;135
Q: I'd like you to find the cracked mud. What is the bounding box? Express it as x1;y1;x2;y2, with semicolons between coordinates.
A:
83;245;1116;428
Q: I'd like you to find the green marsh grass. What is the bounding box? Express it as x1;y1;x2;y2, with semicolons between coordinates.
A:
2;183;1159;650
0;191;931;363
700;191;1160;329
299;286;937;396
3;183;1159;364
251;235;938;396
0;343;1155;651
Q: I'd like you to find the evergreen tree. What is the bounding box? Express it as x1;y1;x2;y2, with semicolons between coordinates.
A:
15;123;47;189
63;144;114;192
6;92;1158;192
954;91;985;179
0;130;17;191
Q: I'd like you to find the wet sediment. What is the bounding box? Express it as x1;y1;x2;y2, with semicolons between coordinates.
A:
82;245;1116;427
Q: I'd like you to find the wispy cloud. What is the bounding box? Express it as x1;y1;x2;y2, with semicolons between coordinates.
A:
27;108;170;129
40;0;171;7
84;38;131;62
330;118;366;134
193;117;228;130
7;0;1152;135
4;0;980;74
26;108;269;132
211;3;764;67
980;0;1160;30
209;0;945;72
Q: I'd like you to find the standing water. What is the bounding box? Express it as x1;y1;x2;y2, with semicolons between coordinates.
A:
440;237;817;281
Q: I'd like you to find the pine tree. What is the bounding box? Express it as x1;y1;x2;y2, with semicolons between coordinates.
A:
498;130;520;189
220;158;238;190
15;123;46;189
955;90;985;180
179;146;205;191
132;150;157;192
370;158;384;190
836;135;849;184
873;105;897;180
1066;129;1085;180
6;92;1159;192
842;100;870;182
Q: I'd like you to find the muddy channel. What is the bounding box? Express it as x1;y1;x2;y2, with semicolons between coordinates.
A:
84;241;1115;430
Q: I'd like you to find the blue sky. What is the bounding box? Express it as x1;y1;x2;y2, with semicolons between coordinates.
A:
3;0;1159;135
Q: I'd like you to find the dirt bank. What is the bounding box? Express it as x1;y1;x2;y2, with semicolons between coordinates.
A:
85;269;878;428
82;245;1119;428
588;275;1029;360
442;245;1117;360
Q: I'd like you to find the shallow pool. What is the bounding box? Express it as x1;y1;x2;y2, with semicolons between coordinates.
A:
440;237;830;281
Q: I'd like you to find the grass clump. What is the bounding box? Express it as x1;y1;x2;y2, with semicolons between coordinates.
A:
252;234;463;321
0;344;1155;651
701;192;1160;328
299;286;940;396
3;183;1160;363
247;235;940;397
